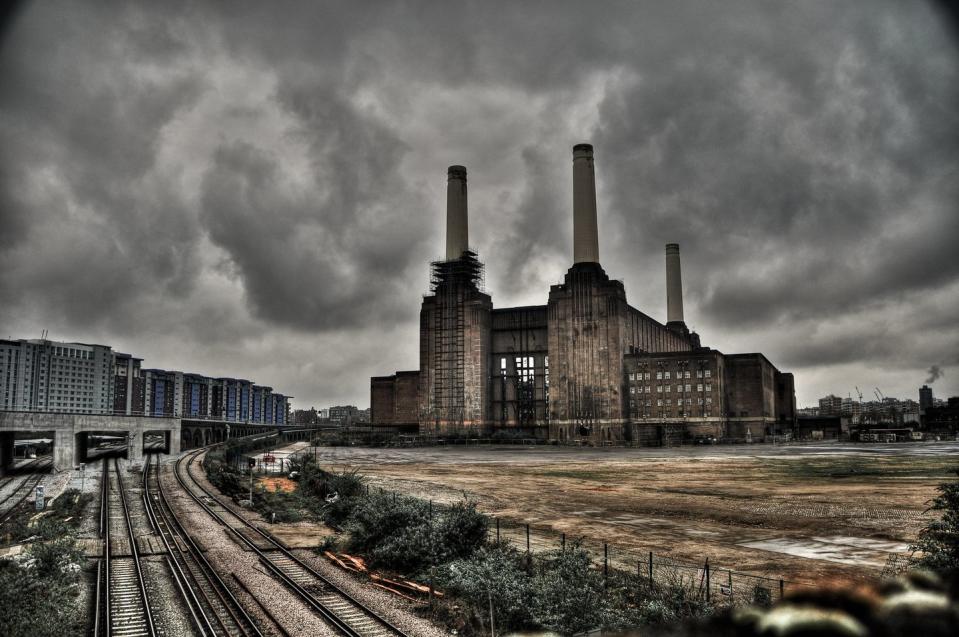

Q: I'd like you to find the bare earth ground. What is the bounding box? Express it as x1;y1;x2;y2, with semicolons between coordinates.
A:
308;441;959;589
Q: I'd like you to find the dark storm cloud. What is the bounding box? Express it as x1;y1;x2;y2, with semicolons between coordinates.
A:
1;0;957;406
0;1;205;329
927;365;945;384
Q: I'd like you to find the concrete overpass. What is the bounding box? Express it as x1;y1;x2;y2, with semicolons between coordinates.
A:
0;412;286;473
179;418;282;449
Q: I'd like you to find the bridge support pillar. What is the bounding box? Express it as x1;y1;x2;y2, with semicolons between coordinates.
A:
128;426;144;466
0;432;14;477
169;427;181;456
55;429;75;472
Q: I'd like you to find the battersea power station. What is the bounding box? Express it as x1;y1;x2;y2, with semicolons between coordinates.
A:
371;144;796;445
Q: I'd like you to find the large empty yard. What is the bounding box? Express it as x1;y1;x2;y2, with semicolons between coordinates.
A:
312;441;959;588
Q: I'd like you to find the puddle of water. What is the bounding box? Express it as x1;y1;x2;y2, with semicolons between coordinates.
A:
812;536;909;552
738;535;905;567
685;529;721;537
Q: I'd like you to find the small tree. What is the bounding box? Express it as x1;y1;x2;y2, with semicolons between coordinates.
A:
911;467;959;574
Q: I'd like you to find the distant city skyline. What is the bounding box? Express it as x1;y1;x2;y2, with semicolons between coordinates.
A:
1;1;957;410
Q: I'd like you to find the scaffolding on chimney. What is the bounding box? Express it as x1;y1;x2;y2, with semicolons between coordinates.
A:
427;251;484;434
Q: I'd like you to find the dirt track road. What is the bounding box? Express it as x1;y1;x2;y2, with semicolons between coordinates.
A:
311;441;959;587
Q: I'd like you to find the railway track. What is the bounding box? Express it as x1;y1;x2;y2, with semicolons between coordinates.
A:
175;448;410;637
143;454;264;637
0;457;51;524
94;458;158;637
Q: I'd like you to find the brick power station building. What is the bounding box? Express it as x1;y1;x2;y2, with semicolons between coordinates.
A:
372;144;795;445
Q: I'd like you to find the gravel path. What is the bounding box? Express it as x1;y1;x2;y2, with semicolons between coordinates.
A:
179;450;450;636
115;456;199;637
293;548;448;637
161;454;339;637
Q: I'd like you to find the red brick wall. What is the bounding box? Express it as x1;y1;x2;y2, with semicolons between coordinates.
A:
370;376;395;425
394;371;420;425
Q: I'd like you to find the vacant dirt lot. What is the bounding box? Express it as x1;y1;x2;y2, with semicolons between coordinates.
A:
310;441;959;588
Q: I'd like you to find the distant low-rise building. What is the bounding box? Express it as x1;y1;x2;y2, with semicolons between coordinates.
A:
796;415;847;440
841;397;862;424
922;396;959;436
818;394;843;416
329;405;359;425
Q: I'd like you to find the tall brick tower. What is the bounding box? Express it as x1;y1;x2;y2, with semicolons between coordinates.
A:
418;166;492;435
548;144;632;444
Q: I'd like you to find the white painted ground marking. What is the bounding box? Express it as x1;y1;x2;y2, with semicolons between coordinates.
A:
738;536;908;567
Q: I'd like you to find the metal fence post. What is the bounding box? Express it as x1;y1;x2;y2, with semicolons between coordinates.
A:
604;543;608;586
780;578;785;600
649;551;654;586
496;517;500;543
526;524;530;554
705;559;710;603
561;532;566;552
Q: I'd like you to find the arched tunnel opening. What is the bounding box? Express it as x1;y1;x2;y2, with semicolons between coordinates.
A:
143;430;171;455
0;431;54;477
78;431;130;463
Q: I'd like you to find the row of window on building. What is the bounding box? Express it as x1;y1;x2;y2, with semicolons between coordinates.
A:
629;369;712;381
0;338;291;424
630;384;712;394
632;397;714;406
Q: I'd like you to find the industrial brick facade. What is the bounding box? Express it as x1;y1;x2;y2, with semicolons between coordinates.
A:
417;254;492;433
371;145;796;444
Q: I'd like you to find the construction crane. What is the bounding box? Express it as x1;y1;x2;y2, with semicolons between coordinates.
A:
875;387;886;401
853;386;864;425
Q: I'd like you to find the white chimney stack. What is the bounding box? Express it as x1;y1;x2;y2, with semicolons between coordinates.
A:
665;243;685;325
446;165;469;260
572;144;600;264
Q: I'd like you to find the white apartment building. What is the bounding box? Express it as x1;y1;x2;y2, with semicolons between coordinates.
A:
0;339;114;414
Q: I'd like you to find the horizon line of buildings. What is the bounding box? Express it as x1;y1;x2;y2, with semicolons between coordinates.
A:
293;405;372;426
0;337;291;424
800;385;952;426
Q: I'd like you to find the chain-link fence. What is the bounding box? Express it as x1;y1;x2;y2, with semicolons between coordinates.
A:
352;477;802;606
487;514;793;606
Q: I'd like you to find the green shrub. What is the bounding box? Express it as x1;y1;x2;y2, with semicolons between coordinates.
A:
530;544;606;634
254;488;304;523
346;493;431;571
345;494;487;573
441;542;534;632
292;456;365;525
911;467;959;574
433;499;489;563
0;538;84;636
205;457;249;499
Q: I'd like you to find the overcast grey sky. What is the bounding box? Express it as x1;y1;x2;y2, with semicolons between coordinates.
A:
1;1;957;409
